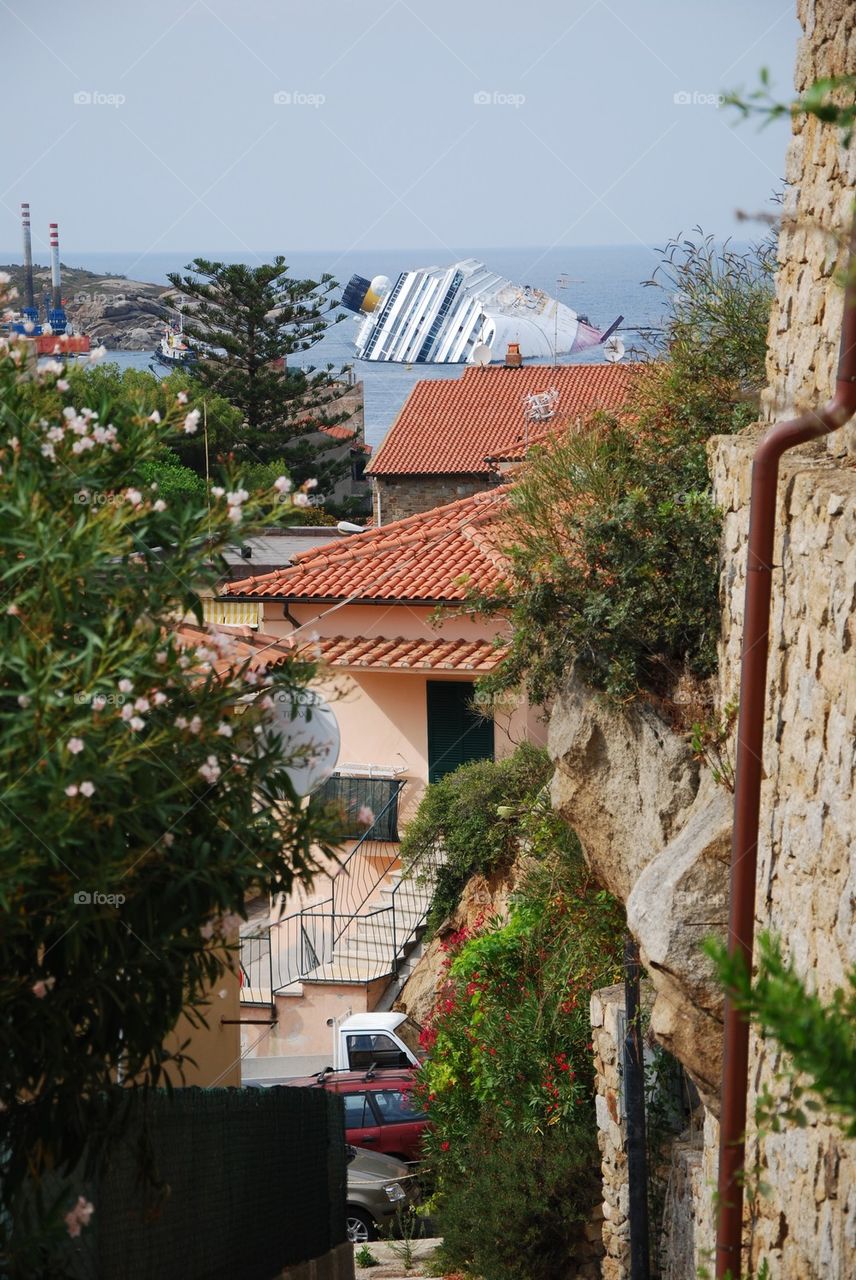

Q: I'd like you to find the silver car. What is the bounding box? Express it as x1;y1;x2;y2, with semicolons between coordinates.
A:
346;1144;419;1243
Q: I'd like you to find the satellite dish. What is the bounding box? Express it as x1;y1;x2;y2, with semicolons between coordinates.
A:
603;335;625;363
262;690;340;796
370;274;392;297
470;342;492;366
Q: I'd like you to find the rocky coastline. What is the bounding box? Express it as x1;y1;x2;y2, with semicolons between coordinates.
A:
1;262;170;350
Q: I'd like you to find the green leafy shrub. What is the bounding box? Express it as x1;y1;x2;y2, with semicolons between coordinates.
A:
434;1123;598;1280
419;814;624;1280
708;932;856;1135
476;232;774;702
0;324;336;1266
399;743;551;930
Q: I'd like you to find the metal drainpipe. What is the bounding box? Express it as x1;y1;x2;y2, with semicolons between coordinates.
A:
715;229;856;1280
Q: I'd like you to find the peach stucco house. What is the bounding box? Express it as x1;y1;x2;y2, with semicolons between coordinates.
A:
217;487;546;1076
220;485;543;822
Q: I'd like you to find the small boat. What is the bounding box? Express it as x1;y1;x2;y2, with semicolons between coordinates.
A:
153;322;198;370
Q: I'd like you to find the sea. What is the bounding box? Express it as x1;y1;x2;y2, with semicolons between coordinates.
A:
6;245;670;451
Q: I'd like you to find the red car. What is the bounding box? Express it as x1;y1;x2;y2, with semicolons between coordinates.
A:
288;1069;428;1163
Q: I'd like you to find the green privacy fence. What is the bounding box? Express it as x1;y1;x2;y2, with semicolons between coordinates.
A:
61;1086;347;1280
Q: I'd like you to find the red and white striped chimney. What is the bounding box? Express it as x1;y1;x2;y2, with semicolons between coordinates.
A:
49;222;61;311
20;203;35;312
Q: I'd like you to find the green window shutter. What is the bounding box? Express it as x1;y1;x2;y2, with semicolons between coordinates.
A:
426;680;494;784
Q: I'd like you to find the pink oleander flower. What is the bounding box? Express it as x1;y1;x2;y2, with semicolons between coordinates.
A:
155;650;167;664
120;703;134;721
189;715;202;734
134;696;150;713
273;475;291;494
357;805;375;826
183;409;201;434
128;715;145;732
57;378;69;391
125;488;143;506
79;780;95;797
216;722;233;738
32;976;56;998
305;478;318;490
118;678;133;693
199;755;221;784
64;1196;95;1238
176;390;188;404
153;498;167;512
65;784;79;798
153;690;167;706
292;493;310;508
67;737;84;755
148;410;161;424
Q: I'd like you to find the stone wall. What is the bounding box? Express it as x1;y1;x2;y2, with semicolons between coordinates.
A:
707;432;856;1277
761;0;856;463
371;474;493;524
590;985;632;1280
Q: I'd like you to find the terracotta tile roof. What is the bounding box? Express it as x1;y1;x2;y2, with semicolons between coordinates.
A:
320;423;372;453
175;623;295;677
314;633;507;672
366;362;639;477
221;486;511;604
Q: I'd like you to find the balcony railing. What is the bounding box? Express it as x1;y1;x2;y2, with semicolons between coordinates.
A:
315;772;403;841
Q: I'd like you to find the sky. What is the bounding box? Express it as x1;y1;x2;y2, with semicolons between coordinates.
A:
2;0;800;257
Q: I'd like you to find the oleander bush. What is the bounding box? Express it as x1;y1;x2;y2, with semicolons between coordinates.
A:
0;310;338;1273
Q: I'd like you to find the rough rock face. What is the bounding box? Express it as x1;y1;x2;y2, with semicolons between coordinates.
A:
548;669;701;901
68;281;168;350
395;863;521;1026
627;782;732;1110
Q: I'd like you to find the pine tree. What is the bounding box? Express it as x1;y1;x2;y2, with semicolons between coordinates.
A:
166;257;355;495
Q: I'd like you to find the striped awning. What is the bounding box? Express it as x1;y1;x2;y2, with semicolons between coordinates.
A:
201;596;261;627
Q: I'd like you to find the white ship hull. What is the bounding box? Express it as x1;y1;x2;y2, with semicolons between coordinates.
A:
341;259;614;364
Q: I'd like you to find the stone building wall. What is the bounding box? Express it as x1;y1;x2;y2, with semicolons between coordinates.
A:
761;0;856;464
706;433;856;1277
371;473;493;524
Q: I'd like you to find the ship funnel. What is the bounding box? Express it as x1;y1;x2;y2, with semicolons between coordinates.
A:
49;223;61;311
20;203;36;318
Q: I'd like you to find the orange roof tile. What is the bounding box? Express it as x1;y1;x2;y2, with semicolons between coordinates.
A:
175;623;295;677
314;633;507;672
320;423;372;453
221;486;511;604
366;362;639;477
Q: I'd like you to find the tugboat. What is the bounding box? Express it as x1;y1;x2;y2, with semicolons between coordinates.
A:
7;205;91;356
153;319;198;370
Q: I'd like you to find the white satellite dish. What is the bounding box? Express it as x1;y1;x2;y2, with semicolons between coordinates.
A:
470;342;492;366
603;335;625;363
262;690;340;796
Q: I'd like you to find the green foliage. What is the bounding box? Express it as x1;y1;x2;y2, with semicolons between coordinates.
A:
726;65;856;145
419;814;624;1280
399;743;552;930
167;257;353;494
690;700;738;792
0;328;338;1266
708;933;856;1137
432;1123;598;1280
354;1244;379;1268
476;232;774;702
138;453;206;496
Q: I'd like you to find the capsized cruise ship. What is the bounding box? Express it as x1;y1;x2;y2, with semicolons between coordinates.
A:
340;259;621;364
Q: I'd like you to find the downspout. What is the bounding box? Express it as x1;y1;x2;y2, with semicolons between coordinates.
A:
715;227;856;1280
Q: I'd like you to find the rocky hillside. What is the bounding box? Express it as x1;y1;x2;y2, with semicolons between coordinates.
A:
1;262;169;350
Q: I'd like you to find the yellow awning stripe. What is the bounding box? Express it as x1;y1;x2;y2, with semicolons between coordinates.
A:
201;597;262;627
